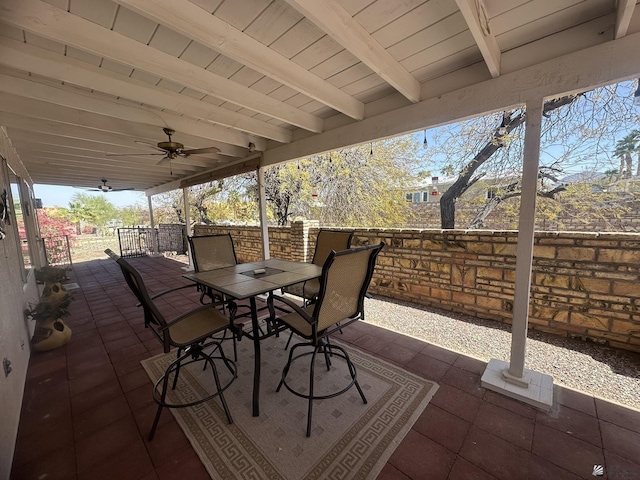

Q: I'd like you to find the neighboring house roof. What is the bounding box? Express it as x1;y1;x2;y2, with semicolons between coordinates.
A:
561;172;606;183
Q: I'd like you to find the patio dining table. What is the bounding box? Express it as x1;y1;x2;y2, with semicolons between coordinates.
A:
183;258;322;416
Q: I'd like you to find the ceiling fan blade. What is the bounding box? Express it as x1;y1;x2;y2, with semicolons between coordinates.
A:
182;146;221;156
106;152;166;157
110;188;135;192
157;156;171;165
135;140;167;153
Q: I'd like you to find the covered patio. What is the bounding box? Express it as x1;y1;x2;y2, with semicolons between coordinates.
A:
2;0;640;477
10;255;640;479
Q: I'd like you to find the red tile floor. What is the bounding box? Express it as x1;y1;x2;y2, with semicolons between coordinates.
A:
10;256;640;480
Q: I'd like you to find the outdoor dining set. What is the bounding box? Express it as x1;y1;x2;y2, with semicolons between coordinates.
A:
104;230;385;439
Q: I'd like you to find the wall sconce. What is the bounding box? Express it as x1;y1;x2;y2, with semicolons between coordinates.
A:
248;142;256;152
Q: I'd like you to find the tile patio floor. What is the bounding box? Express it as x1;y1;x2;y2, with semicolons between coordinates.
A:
10;256;640;480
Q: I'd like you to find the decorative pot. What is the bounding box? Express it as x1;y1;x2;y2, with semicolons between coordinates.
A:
31;318;72;352
40;282;68;308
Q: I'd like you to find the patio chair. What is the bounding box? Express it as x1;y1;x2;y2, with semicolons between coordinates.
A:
188;233;238;304
188;234;245;359
282;229;354;348
269;242;384;436
104;249;239;441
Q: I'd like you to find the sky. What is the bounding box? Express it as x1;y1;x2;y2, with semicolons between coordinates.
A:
34;184;147;208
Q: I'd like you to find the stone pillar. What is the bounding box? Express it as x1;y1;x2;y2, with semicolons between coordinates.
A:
290;220;318;262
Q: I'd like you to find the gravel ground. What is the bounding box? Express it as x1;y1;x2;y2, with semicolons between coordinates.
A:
363;296;640;411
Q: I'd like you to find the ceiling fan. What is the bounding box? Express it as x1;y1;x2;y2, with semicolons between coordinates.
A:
107;128;221;165
85;179;134;193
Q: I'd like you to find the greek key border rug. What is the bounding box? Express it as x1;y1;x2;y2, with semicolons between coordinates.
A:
141;334;438;479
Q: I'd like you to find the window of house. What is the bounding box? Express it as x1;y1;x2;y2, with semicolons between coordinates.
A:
405;193;413;202
422;191;429;202
5;160;32;280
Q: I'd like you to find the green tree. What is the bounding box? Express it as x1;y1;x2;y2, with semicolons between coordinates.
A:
190;181;224;224
152;181;225;226
68;193;117;231
153;190;184;224
118;204;149;226
251;137;420;226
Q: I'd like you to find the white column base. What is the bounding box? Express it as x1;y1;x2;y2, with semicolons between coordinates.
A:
481;358;553;411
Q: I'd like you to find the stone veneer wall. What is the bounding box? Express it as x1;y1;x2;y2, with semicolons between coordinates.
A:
194;222;640;353
193;224;292;263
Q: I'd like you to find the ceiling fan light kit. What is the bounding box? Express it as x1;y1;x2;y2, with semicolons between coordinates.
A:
86;179;134;192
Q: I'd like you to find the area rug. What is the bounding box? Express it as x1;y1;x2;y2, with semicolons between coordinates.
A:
141;333;438;479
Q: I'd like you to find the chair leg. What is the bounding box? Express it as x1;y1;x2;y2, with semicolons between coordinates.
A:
232;335;238;362
321;341;332;370
284;330;295;350
277;340;366;438
276;341;301;392
306;346;320;437
342;345;367;405
149;404;164;441
172;347;183;390
204;353;233;425
149;365;173;441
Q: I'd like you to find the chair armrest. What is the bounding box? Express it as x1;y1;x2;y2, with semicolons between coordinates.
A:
136;284;198;307
149;283;196;300
270;293;314;324
159;301;237;332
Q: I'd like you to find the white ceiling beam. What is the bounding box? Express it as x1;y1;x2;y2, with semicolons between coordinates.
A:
0;92;248;159
0;38;290;144
114;0;364;121
283;0;421;103
20;154;197;177
16;166;164;189
12;141;200;171
264;30;640;166
0;0;323;133
455;0;501;77
26;172;148;186
0;114;178;153
0;112;147;147
0;73;265;152
7;128;176;157
614;0;636;39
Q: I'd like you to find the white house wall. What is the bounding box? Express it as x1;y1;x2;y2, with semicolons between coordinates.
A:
0;129;39;478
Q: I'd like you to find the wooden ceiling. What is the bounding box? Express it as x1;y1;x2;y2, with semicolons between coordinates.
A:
0;0;638;194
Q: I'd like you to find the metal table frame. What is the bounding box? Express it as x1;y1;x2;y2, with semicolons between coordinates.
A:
183;258;322;416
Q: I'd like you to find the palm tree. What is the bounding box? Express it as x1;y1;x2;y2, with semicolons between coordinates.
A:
613;131;638;179
632;130;640;177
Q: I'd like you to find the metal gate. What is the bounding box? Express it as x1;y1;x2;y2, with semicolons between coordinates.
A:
117;227;155;258
42;235;73;266
117;225;187;258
